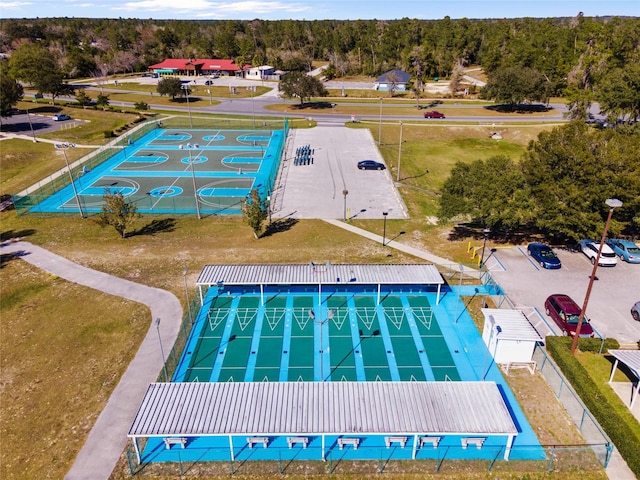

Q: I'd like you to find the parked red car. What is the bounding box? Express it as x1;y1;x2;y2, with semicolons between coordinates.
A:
544;294;594;337
423;111;445;118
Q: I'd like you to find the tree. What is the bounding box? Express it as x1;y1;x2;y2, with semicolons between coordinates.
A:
157;76;183;100
0;63;24;117
279;71;328;105
75;90;92;106
97;191;141;238
241;189;268;239
480;66;549;107
597;64;640;122
96;94;110;110
521;122;639;240
134;101;149;111
438;155;533;228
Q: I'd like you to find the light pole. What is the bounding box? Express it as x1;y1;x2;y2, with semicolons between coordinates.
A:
382;211;388;246
480;227;491;267
571;198;623;354
342;189;349;221
396;121;403;181
156;318;168;381
183;267;193;324
482;322;502;381
251;85;256;128
57;144;84;218
182;84;193;127
187;145;201;219
378;98;383;145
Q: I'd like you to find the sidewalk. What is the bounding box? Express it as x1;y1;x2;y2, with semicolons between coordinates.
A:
0;240;182;480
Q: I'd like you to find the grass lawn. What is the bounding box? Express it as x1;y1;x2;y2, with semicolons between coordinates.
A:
1;104;589;478
0;260;149;480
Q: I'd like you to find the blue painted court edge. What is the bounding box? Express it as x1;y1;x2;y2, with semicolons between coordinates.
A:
31;128;284;215
156;284;544;464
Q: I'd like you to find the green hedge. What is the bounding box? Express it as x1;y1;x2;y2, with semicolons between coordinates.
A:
546;336;640;477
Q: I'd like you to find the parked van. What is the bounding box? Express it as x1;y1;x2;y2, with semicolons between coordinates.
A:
545;294;594;337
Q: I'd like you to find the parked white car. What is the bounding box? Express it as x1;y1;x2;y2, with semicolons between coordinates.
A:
578;239;617;266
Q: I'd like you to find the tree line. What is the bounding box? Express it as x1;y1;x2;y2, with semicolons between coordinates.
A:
2;15;640;119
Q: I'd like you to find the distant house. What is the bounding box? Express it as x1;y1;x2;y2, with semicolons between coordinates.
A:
148;58;250;77
374;69;411;92
245;65;277;80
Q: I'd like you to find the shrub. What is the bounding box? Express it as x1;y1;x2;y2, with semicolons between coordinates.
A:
546;336;640;477
103;130;114;138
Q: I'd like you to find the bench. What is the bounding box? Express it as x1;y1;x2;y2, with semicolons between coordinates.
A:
461;437;486;449
385;436;407;448
419;436;442;448
337;437;360;450
246;437;269;448
287;437;309;449
163;437;187;449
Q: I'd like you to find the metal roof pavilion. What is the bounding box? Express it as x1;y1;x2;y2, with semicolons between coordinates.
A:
128;381;518;461
196;263;445;304
608;349;640;409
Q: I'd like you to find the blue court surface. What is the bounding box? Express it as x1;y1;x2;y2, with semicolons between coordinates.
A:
31;128;284;215
135;281;544;464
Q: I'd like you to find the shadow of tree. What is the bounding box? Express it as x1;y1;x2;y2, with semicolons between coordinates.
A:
260;218;299;237
1;229;36;242
484;103;551;114
129;218;177;237
0;250;31;269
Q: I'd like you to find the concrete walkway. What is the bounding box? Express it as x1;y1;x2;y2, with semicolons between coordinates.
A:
0;240;182;480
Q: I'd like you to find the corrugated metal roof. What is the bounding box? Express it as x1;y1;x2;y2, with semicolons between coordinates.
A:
128;382;517;437
481;309;543;342
196;264;444;287
608;350;640;379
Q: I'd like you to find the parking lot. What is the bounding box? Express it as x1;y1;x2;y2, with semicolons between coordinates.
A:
272;124;408;220
488;246;640;345
0;111;83;135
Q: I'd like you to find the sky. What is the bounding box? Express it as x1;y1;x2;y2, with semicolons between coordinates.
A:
1;0;638;21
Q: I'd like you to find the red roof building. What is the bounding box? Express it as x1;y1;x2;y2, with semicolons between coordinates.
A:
148;58;250;77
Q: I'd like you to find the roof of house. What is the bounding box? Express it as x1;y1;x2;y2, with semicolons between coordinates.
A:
376;69;411;84
129;381;518;438
481;309;543;342
148;58;245;72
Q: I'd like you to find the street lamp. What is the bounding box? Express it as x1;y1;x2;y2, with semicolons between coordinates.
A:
480;227;491;267
156;318;168;381
378;98;383;146
382;211;388;246
187;145;201;220
181;84;193;127
251;85;256;128
396;121;403;181
56;144;84;218
342;189;349;221
183;267;193;324
571;198;623;354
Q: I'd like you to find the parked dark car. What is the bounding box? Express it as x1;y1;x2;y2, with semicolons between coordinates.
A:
423;111;445;119
544;294;594;337
527;242;561;269
357;160;386;170
52;114;71;121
